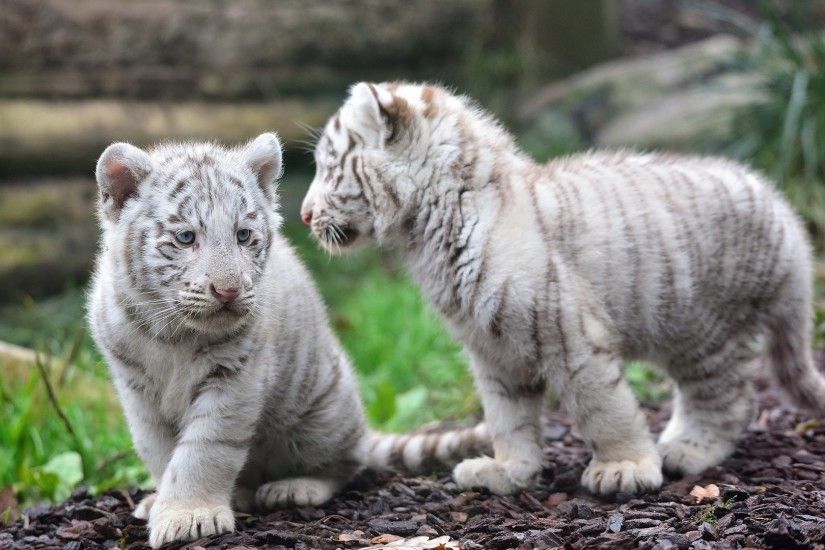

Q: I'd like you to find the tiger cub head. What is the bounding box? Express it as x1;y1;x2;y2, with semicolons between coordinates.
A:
302;81;466;253
95;134;283;337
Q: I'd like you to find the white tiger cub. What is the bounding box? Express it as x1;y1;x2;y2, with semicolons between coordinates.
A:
301;81;825;498
88;134;488;548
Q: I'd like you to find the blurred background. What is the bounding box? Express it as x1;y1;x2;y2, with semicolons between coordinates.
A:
2;0;825;513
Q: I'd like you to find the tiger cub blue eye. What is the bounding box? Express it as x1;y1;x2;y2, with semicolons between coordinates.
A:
237;229;251;243
175;230;196;245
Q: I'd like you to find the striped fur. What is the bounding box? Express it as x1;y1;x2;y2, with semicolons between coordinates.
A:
301;81;824;497
88;135;489;548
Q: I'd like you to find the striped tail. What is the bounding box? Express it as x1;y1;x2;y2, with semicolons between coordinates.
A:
767;318;825;415
356;422;490;473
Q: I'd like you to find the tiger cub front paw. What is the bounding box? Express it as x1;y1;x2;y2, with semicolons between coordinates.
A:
581;454;662;496
148;500;234;548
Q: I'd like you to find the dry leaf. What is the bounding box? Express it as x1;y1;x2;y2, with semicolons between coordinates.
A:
338;532;362;542
795;419;821;433
371;533;404;544
545;492;568;507
361;535;460;549
690;483;720;503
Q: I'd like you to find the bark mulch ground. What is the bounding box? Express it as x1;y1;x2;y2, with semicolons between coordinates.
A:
3;378;825;550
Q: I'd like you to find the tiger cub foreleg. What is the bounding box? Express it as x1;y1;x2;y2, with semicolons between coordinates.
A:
111;375;177;521
453;354;545;495
147;372;263;548
560;346;663;495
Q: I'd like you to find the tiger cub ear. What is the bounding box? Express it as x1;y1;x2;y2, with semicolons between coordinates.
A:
243;132;283;203
95;142;154;221
347;82;411;145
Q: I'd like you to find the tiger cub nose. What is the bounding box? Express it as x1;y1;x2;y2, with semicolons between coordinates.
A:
300;210;313;225
210;284;240;304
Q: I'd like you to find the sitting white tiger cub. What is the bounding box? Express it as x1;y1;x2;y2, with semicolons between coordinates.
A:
301;82;825;497
88;134;488;548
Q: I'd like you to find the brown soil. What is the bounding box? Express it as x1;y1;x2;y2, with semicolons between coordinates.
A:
2;377;825;549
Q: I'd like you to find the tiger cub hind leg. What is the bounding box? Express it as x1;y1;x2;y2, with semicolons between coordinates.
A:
133;492;156;520
659;339;758;475
255;477;343;510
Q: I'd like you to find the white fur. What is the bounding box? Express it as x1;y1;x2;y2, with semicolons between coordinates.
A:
303;81;823;497
89;135;489;547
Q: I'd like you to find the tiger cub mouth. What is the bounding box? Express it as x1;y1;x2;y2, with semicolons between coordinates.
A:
319;222;359;247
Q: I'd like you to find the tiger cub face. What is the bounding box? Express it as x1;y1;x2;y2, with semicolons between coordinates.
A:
95;134;283;338
302;82;451;252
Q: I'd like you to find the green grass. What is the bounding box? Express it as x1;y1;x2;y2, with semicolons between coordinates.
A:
0;337;148;506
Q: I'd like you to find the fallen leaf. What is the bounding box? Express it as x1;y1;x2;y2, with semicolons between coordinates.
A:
371;533;404;544
690;483;720;503
367;535;460;548
795;419;821;433
755;409;771;430
545;492;568;507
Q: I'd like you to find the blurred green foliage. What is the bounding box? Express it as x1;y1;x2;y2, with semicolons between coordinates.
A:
730;13;825;247
732;17;825;182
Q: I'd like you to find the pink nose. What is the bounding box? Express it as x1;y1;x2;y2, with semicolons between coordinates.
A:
210;284;239;304
300;210;312;225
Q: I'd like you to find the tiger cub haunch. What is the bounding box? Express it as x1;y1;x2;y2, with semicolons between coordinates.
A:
301;82;825;497
88;134;488;548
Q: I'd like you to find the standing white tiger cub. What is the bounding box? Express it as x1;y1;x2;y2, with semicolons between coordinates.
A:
88;134;488;548
301;81;825;497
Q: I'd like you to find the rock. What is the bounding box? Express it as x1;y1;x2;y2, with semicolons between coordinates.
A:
597;72;763;150
518;36;764;156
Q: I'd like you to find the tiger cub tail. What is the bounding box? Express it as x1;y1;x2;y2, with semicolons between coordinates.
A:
356;422;490;473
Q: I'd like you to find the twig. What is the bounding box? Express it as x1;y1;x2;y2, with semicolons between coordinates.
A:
120;490;135;510
34;352;83;453
59;326;86;388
